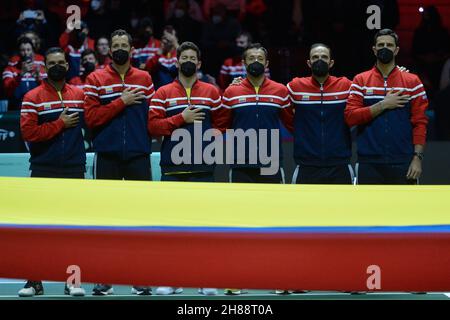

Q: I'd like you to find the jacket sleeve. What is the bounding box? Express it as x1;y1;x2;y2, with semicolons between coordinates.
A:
218;63;231;90
409;78;429;145
209;87;228;133
83;73;127;129
59;31;70;52
148;88;185;137
280;86;294;133
20;93;65;142
344;75;373;127
2;67;20;98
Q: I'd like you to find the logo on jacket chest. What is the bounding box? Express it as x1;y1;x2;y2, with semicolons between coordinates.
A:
366;89;373;95
44;104;51;110
302;95;310;101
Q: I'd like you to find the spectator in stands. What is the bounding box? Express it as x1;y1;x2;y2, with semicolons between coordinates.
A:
164;0;204;22
202;0;246;20
8;31;44;68
2;37;46;110
218;31;269;90
145;26;179;89
95;36;112;69
132;17;161;70
59;21;95;80
165;0;203;44
69;49;98;89
15;6;47;40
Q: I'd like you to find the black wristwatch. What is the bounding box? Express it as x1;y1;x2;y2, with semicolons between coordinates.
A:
414;152;424;161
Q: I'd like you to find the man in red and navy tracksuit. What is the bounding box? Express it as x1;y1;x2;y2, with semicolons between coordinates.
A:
19;47;86;298
149;41;226;185
221;43;293;184
287;43;354;184
84;29;154;296
345;29;428;184
148;41;225;297
84;29;154;182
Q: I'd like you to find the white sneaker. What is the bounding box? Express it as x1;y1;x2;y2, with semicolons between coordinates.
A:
68;286;86;297
18;287;36;297
155;287;183;295
275;290;293;295
198;288;218;296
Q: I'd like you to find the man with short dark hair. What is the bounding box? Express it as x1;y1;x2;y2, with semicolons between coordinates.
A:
221;43;292;184
95;36;112;69
84;30;155;295
345;29;428;184
149;41;225;296
287;43;354;184
19;47;86;297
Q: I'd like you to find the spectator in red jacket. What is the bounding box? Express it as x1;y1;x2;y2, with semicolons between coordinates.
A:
3;37;46;109
59;21;95;80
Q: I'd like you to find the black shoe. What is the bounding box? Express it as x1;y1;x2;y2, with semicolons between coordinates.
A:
131;286;152;295
92;284;114;296
18;281;44;297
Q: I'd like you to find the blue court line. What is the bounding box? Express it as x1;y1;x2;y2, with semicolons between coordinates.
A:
1;224;450;233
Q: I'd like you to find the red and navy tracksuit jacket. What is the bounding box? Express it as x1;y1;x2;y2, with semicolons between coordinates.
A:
287;75;352;166
148;79;225;174
345;66;428;164
84;64;154;159
221;77;293;168
20;80;86;173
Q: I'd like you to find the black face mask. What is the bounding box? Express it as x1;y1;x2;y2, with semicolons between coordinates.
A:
83;62;96;75
377;47;394;64
247;61;265;77
47;64;67;81
112;49;129;65
311;59;329;77
180;61;197;77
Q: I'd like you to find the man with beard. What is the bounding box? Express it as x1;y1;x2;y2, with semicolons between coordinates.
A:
345;29;428;184
287;43;355;185
19;47;86;297
84;29;154;295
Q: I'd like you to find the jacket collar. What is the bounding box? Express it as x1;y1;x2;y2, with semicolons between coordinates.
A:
242;76;268;90
372;64;399;79
43;79;67;93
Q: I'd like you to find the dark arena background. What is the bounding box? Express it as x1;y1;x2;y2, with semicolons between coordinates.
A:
0;0;449;316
